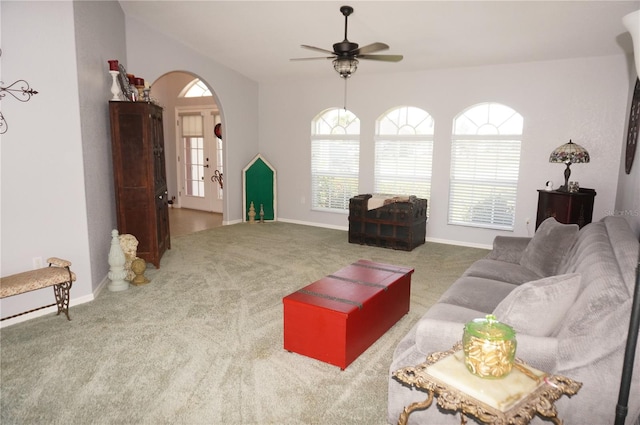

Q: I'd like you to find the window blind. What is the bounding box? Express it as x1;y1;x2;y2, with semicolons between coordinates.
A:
311;137;359;211
374;137;433;199
449;137;521;229
180;114;203;137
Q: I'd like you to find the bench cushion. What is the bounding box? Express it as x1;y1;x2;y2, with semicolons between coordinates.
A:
0;267;76;298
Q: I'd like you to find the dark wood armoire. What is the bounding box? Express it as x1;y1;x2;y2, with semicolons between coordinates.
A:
109;101;170;268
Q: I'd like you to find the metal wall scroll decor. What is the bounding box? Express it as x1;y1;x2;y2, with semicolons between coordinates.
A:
626;78;640;174
0;49;40;135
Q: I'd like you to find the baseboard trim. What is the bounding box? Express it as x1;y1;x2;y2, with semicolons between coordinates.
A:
425;237;492;250
277;218;348;231
93;274;110;298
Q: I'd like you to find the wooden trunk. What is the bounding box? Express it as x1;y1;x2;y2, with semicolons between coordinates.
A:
283;260;413;369
348;194;427;251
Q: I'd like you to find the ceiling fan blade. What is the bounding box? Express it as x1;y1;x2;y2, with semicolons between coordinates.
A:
351;42;389;56
301;45;336;56
290;57;334;61
357;54;404;62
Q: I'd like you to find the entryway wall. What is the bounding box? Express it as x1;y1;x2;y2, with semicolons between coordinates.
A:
151;71;223;214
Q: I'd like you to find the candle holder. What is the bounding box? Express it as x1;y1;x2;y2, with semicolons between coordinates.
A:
135;85;145;101
134;77;145;101
109;70;121;101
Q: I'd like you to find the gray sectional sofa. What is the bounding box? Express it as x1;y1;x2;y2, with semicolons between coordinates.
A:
388;216;640;424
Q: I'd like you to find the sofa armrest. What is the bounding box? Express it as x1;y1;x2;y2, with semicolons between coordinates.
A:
414;318;559;372
414;318;466;354
514;333;559;372
485;236;532;264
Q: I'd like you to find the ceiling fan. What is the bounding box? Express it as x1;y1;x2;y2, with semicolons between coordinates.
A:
291;5;403;79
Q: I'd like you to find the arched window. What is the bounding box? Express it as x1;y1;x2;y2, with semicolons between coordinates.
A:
311;108;360;211
179;78;212;98
449;103;523;230
375;106;434;200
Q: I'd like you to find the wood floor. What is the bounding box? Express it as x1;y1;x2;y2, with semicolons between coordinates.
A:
169;208;223;237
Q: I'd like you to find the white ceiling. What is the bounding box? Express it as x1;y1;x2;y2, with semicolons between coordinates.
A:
119;1;639;83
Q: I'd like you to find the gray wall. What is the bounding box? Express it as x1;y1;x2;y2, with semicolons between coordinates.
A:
73;0;125;291
616;63;640;236
259;55;638;246
1;1;93;317
124;17;260;224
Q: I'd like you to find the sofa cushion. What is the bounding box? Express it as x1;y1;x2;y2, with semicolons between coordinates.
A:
493;273;581;337
463;259;542;285
437;276;517;313
484;236;532;264
519;218;579;277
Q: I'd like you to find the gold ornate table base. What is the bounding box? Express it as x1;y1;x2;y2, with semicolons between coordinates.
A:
392;342;582;425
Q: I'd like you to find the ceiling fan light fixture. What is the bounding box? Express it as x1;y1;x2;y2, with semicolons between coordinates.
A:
333;58;359;78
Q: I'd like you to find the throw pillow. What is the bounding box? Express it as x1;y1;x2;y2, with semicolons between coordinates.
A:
519;217;579;277
492;273;581;337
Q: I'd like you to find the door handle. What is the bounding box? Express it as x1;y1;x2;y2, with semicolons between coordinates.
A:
203;164;210;168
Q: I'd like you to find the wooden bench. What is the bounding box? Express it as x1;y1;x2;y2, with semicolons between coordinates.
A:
0;258;76;321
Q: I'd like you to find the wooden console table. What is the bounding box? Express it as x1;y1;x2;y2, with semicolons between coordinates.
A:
535;188;595;229
392;342;582;425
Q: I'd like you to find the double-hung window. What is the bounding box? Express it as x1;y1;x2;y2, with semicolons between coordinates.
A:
449;103;523;230
375;106;434;201
311;109;360;212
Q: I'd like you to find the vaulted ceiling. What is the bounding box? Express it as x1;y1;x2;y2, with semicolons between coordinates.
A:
119;1;638;83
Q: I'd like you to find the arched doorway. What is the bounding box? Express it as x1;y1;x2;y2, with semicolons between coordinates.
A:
152;71;224;234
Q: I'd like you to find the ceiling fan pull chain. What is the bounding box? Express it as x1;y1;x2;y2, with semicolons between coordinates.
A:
343;77;348;111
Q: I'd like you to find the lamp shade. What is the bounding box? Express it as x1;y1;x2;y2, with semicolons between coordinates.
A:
623;10;640;76
333;58;359;78
549;139;590;164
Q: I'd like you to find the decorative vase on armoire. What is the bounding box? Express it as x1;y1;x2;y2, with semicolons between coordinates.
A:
109;101;171;268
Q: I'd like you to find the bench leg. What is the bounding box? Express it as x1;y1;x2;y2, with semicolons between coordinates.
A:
53;280;72;321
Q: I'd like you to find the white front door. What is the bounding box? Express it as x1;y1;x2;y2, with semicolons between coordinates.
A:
177;108;223;212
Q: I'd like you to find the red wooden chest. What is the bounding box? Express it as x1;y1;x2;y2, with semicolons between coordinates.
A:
283;260;414;369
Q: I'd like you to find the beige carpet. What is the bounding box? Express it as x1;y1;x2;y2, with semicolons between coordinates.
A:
0;222;488;425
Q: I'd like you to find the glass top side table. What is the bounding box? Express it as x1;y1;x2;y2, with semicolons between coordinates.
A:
392;342;582;425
